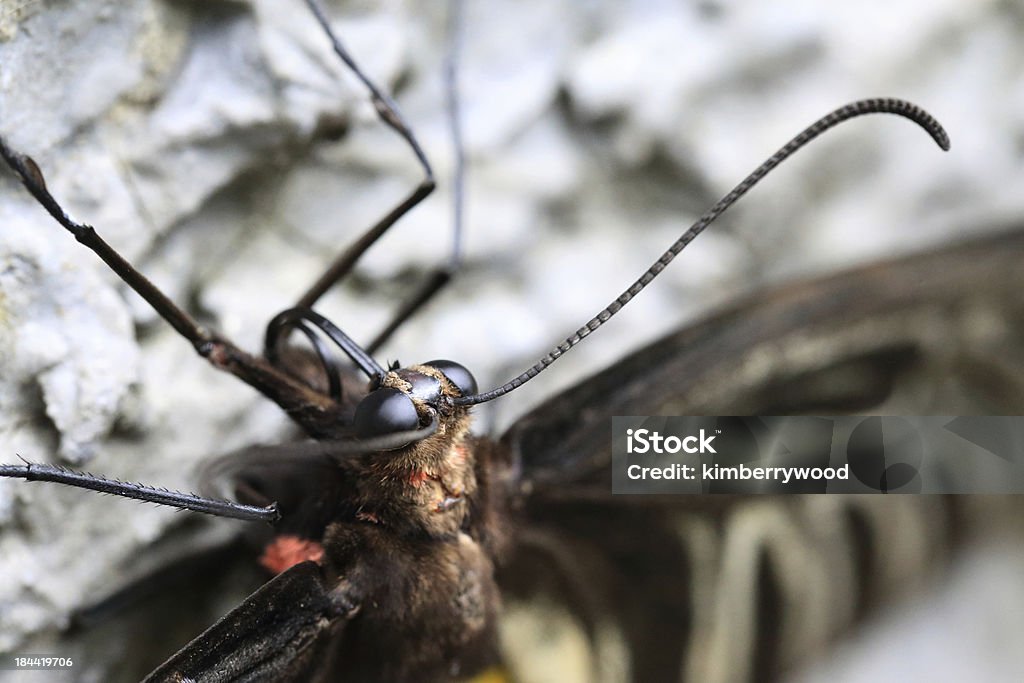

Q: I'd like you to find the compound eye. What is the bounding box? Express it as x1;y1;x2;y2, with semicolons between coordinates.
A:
425;360;477;397
354;387;419;438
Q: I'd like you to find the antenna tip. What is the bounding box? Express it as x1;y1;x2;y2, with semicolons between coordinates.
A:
925;113;951;151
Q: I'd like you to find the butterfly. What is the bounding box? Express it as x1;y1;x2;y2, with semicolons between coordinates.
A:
0;1;1015;683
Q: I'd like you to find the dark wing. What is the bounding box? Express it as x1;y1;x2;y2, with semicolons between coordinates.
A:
496;229;1024;683
143;561;354;683
504;228;1024;492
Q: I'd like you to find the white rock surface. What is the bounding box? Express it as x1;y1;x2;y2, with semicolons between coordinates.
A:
0;0;1022;679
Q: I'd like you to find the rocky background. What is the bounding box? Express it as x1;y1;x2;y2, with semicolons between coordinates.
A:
1;0;1023;681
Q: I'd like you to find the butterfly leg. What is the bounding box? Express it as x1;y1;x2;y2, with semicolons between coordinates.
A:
0;138;349;432
290;0;467;356
0;460;278;522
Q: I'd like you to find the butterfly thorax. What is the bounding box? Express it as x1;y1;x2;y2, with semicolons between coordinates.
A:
349;365;479;539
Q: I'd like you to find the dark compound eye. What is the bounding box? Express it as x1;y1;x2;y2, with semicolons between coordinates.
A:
426;360;477;397
353;387;419;438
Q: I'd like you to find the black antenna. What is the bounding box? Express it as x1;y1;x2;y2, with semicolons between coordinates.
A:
454;98;951;406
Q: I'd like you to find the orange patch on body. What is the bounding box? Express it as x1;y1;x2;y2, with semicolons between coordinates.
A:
408;469;430;487
260;535;325;575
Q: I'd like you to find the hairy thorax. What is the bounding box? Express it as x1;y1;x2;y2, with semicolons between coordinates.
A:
350;365;480;539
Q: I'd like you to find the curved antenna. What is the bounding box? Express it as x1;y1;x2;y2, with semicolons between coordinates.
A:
454;98;950;406
265;307;386;383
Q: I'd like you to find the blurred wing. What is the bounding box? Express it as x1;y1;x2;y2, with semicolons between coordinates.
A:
503;228;1024;492
496;229;1024;683
143;561;352;683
